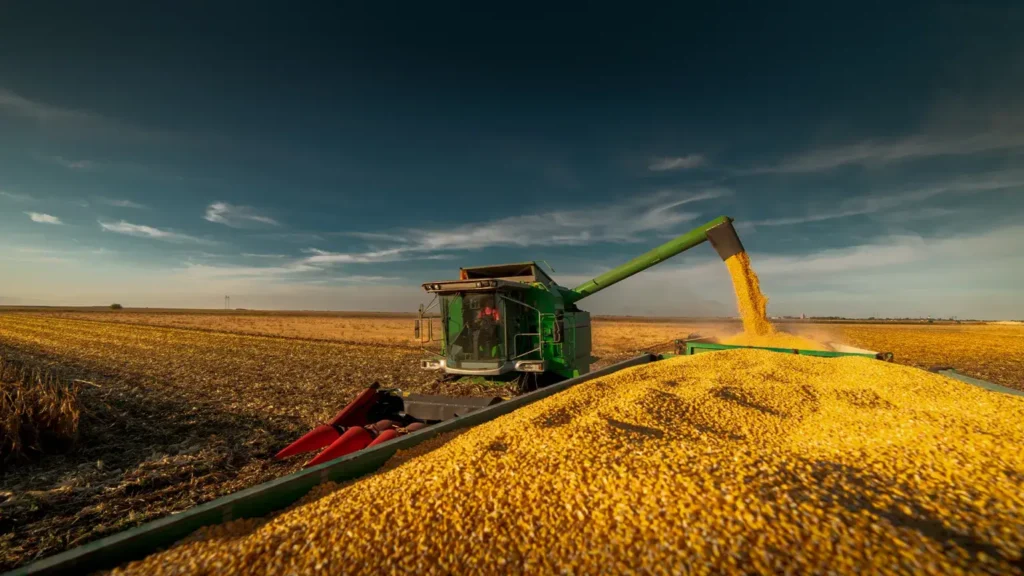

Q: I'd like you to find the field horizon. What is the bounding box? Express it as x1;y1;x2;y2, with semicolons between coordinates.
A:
1;305;1012;325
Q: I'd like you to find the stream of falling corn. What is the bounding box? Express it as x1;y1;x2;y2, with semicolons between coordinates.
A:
114;350;1024;575
722;251;827;350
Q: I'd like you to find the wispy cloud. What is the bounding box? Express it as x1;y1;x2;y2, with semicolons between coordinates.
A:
329;231;409;243
241;253;288;259
410;188;729;250
0;88;92;121
333;275;399;283
648;154;707;171
52;156;96;170
1;87;171;142
747;171;1024;227
302;188;731;266
302;247;409;265
258;232;325;243
302;275;401;285
177;262;318;280
99;220;211;243
1;245;114;265
204;202;279;228
26;212;63;225
0;190;33;202
0;252;68;265
97;197;147;209
761;131;1024;173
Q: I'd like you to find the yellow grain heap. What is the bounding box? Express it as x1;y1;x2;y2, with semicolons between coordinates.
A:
722;251;826;350
115;350;1024;575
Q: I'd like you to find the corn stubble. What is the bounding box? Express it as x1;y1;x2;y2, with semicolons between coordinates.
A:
115;349;1024;575
0;314;441;572
0;355;81;460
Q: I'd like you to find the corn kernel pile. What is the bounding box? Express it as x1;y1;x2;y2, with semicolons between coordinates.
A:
722;251;827;350
114;350;1024;575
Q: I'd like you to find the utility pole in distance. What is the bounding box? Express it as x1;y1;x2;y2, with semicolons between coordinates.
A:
225;295;230;310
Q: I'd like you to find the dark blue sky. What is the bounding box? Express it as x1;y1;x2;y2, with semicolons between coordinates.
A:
1;2;1022;318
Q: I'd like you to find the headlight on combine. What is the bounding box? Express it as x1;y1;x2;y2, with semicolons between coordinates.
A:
515;360;545;373
421;359;445;370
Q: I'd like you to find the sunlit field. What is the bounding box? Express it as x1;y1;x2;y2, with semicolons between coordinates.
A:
0;309;1021;570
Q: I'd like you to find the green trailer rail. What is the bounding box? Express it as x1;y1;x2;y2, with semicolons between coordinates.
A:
8;344;1019;575
676;341;1023;396
679;340;894;361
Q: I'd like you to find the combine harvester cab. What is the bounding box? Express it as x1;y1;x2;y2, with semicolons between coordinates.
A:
418;261;590;384
278;216;746;467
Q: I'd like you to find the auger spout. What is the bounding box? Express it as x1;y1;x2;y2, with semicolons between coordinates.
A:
565;216;744;304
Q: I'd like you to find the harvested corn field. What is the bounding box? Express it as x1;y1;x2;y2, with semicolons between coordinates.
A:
0;313;454;572
36;309;417;347
17;310;1021;389
115;350;1024;575
832;323;1024;392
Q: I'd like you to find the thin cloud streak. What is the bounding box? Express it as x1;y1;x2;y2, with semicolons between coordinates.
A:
26;212;62;225
99;220;212;243
411;188;730;251
97;197;147;209
52;156;96;170
0;190;33;202
302;247;409;265
760;131;1024;173
0;88;92;121
330;231;410;243
0;87;174;142
177;262;319;280
748;171;1024;227
204;202;280;228
302;275;401;285
648;154;707;171
301;188;731;266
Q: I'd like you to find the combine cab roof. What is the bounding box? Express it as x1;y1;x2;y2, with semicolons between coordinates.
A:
459;261;555;286
421;262;557;294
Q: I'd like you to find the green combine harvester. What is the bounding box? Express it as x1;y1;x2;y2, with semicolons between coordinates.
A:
413;214;745;384
277;215;746;466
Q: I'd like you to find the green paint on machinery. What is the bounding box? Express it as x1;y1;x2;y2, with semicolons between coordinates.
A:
415;215;746;387
677;340;893;360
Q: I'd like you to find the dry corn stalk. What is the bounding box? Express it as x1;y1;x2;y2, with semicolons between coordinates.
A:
0;356;82;460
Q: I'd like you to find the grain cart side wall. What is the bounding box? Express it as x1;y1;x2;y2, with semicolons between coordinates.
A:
566;310;592;375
